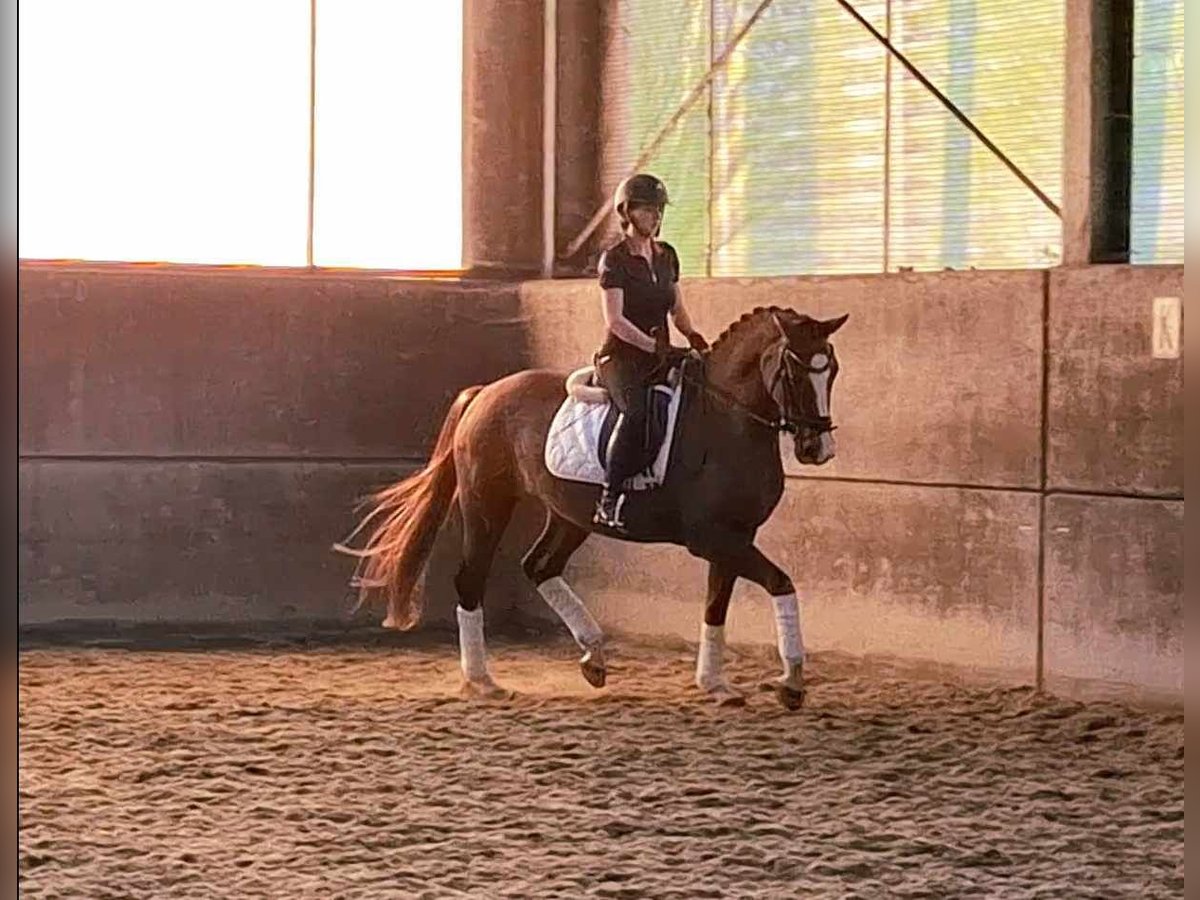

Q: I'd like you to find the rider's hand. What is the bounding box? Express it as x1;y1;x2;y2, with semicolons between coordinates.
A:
651;326;671;360
687;332;710;353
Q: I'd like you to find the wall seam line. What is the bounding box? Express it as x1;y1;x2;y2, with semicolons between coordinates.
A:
1036;268;1052;692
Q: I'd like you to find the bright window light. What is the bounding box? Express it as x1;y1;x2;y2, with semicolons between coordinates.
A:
19;1;464;270
19;1;310;266
313;1;462;270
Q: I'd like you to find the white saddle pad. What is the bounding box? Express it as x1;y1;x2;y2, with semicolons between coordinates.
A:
544;377;684;490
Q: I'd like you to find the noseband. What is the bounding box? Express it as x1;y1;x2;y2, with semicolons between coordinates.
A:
684;342;837;436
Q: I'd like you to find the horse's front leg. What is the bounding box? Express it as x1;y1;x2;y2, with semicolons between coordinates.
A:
741;545;806;710
690;535;806;711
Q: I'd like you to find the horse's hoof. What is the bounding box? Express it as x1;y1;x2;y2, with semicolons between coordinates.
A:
714;689;746;708
757;678;805;710
580;647;607;688
698;680;745;707
460;677;513;701
774;683;805;711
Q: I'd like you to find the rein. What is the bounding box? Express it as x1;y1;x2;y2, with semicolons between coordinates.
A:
681;348;837;436
682;364;789;433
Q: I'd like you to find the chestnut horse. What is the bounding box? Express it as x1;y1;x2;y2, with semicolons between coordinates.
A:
336;306;847;709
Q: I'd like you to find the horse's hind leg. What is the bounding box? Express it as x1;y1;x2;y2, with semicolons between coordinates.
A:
454;490;516;699
695;563;744;706
730;545;805;710
521;512;606;688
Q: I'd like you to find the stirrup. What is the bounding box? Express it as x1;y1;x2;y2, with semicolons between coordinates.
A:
593;488;627;530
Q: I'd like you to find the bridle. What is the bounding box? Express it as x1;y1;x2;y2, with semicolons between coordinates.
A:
767;343;836;437
682;340;837;437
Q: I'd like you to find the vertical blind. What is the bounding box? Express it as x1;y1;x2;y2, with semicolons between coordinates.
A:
1130;0;1184;264
888;0;1063;271
712;1;888;275
601;0;1065;276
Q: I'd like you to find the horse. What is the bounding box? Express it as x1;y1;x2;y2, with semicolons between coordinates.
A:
335;305;847;709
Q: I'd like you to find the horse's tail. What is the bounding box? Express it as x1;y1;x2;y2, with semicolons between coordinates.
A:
333;385;483;630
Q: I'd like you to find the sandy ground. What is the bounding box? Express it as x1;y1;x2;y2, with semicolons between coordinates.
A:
20;635;1183;899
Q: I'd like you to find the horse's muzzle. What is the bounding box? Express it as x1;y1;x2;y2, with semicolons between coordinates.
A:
795;430;836;466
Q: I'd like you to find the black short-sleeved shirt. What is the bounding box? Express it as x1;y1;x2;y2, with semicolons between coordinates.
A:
598;239;680;351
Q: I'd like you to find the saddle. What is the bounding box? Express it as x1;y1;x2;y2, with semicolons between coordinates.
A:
544;360;687;491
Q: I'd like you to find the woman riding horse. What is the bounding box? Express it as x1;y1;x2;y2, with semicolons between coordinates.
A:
593;174;709;531
336;181;847;709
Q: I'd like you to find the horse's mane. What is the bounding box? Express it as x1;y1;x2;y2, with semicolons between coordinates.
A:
709;305;807;354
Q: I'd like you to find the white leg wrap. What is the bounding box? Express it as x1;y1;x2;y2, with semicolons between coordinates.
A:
537;577;604;649
456;605;489;682
771;593;805;674
695;623;727;690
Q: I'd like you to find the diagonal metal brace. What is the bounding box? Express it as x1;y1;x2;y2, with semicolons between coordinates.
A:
563;0;1061;265
835;0;1061;218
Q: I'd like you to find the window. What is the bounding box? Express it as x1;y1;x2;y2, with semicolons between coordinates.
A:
601;0;1064;276
601;1;710;272
888;0;1063;271
313;1;461;269
18;1;462;269
1130;0;1183;264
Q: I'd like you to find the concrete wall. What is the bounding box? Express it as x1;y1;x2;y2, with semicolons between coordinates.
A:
19;263;1183;702
1047;266;1183;496
519;271;1047;487
513;268;1183;700
1042;266;1183;697
19;266;536;626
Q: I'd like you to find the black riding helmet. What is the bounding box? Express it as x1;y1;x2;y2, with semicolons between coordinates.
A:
614;173;670;230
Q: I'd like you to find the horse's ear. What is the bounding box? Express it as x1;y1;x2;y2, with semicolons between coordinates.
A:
819;313;849;337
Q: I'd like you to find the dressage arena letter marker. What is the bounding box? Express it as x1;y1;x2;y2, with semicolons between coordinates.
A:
1152;297;1181;360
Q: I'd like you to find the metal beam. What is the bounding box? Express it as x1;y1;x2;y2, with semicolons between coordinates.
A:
306;0;317;268
542;0;558;277
881;0;892;272
1062;0;1133;264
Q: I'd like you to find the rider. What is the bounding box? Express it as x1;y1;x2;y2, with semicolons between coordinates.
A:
593;173;710;531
